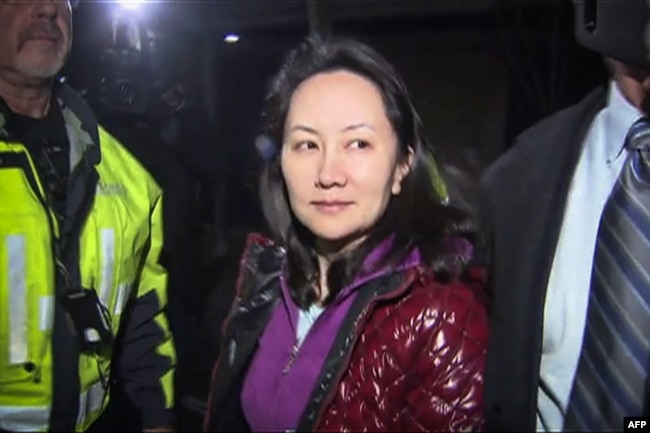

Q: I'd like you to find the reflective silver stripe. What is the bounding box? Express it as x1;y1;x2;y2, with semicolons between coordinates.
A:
39;296;54;331
0;404;50;431
113;283;132;316
6;234;27;365
76;381;106;428
98;228;115;306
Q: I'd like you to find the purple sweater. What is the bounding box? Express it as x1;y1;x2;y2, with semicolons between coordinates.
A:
240;242;421;432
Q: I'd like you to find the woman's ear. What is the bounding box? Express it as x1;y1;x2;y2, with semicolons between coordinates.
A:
391;146;415;195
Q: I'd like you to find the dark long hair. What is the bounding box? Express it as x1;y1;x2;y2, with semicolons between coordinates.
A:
259;34;475;308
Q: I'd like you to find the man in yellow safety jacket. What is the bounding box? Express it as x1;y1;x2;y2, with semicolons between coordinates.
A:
0;1;175;431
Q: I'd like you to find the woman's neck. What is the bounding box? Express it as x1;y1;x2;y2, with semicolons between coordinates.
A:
315;255;330;305
313;234;369;304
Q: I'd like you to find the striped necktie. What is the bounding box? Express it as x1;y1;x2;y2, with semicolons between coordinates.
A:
564;118;650;431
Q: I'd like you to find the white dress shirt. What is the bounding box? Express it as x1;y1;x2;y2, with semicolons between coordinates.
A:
536;81;643;431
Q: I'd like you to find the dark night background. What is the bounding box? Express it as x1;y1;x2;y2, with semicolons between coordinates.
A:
63;0;608;219
59;0;609;430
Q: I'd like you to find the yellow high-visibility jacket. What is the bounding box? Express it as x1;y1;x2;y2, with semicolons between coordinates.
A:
0;85;175;431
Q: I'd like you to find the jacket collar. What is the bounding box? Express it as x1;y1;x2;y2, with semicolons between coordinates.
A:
0;83;101;168
55;84;100;167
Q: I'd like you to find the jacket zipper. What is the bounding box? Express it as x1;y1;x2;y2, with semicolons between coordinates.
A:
281;303;329;375
282;315;317;375
282;343;300;374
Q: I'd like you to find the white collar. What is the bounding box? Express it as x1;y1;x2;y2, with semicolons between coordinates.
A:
605;80;645;162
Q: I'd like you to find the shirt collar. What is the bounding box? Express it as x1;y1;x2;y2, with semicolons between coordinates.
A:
606;80;645;161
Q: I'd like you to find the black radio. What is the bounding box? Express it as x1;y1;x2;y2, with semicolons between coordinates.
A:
61;288;114;357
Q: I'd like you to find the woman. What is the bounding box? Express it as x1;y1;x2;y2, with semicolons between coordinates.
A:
204;35;488;432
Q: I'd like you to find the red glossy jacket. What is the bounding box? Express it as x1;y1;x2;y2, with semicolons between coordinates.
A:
316;266;488;432
204;233;489;432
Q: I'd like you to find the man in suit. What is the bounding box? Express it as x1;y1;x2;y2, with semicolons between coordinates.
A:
480;0;650;430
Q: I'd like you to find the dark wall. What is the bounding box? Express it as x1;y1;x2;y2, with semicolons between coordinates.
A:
212;28;308;230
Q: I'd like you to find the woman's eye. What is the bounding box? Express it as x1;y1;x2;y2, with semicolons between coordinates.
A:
295;141;318;151
349;139;371;150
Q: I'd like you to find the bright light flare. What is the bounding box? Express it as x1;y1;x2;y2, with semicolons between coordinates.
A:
224;33;240;44
117;0;145;10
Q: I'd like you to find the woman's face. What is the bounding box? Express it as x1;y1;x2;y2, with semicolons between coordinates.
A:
281;70;412;252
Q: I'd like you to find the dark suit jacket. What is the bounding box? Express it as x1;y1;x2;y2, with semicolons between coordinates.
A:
479;86;607;431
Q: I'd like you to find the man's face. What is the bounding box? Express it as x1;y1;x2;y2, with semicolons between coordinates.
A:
0;1;72;81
